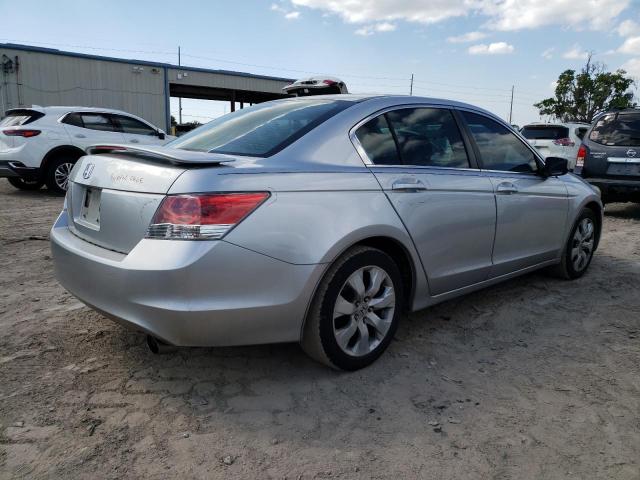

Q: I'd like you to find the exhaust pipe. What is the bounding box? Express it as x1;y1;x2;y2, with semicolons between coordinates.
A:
146;335;176;354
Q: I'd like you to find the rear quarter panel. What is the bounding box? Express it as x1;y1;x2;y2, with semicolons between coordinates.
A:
171;168;430;310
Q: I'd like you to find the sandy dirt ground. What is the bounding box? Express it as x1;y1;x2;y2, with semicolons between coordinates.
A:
0;180;639;480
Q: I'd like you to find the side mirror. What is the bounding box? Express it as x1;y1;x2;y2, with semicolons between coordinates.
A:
543;157;568;177
157;131;166;140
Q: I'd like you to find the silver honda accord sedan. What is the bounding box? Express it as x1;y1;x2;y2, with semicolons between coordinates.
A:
50;95;602;370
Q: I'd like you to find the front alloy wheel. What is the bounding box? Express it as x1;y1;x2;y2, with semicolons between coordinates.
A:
302;246;403;370
549;208;598;279
571;217;595;273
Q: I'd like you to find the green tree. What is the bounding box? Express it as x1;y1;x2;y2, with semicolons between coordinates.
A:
535;55;637;123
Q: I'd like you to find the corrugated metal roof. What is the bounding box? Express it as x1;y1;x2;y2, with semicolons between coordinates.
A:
0;43;295;83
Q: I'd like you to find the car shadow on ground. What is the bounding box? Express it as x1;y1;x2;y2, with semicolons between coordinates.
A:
2;184;63;199
604;202;640;220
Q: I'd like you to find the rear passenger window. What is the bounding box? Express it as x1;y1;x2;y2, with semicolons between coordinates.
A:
62;113;84;128
462;111;538;173
80;114;116;132
386;108;470;168
354;115;400;165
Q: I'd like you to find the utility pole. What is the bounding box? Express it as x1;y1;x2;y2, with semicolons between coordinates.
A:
410;74;414;96
178;46;182;125
509;85;514;124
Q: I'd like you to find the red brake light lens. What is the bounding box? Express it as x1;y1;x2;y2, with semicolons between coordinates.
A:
552;137;575;147
576;145;587;167
322;79;337;85
147;192;270;240
3;129;41;137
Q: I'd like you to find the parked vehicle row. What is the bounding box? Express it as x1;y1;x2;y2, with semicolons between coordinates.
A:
520;122;589;170
0;106;173;193
520;113;640;204
48;95;602;370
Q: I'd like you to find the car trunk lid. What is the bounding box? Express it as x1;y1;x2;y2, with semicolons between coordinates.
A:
67;146;235;253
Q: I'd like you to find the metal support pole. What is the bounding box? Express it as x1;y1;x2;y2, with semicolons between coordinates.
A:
509;85;514;124
178;46;182;125
410;74;414;96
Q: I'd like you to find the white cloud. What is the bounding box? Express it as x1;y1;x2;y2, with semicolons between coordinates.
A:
468;42;514;55
290;0;631;32
621;57;640;78
271;2;301;19
563;44;589;60
355;22;397;36
618;36;640;55
447;31;487;43
542;47;555;59
480;0;630;31
617;19;639;36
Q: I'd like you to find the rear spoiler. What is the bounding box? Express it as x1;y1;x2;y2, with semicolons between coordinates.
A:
85;144;235;165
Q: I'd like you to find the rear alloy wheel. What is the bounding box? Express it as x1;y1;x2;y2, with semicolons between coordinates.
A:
45;158;77;193
7;177;44;191
302;246;403;370
550;208;598;279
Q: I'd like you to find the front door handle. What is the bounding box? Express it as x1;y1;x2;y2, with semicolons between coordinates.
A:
392;179;427;191
129;139;140;144
75;134;86;139
496;182;518;194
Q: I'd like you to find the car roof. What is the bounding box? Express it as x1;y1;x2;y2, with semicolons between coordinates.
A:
272;94;500;115
4;105;143;116
523;122;590;128
41;106;137;115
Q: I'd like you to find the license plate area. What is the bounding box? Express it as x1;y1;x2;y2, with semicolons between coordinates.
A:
76;187;101;230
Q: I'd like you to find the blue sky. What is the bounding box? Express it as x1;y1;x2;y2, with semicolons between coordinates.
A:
0;0;638;125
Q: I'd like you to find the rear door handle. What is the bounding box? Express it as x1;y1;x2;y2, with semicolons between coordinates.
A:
496;182;518;194
129;139;140;144
74;134;86;139
392;179;427;191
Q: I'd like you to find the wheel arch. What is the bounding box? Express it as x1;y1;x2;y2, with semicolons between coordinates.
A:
583;200;603;249
299;233;422;346
40;145;86;179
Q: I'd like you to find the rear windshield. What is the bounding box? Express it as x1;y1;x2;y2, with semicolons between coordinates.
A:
521;125;569;140
166;99;352;157
0;110;44;127
589;112;640;146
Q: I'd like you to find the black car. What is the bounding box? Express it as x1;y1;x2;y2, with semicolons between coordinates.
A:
578;109;640;204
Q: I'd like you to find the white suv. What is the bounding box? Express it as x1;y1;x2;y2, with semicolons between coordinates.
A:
520;122;590;170
0;106;173;193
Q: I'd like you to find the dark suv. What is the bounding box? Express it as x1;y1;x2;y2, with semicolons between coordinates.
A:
578;109;640;204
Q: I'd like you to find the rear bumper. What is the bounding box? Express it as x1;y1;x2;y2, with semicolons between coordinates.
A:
583;177;640;200
0;160;40;180
50;210;325;346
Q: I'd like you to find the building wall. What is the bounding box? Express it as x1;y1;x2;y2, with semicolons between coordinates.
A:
0;47;168;129
0;45;294;132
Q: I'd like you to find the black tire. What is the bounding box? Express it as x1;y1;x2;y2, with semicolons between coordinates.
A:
549;208;598;279
7;177;44;191
45;155;80;194
301;246;403;371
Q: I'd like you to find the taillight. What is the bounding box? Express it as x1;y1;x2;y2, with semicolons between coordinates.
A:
146;192;270;240
322;79;337;85
576;145;587;167
552;137;575;147
3;129;41;138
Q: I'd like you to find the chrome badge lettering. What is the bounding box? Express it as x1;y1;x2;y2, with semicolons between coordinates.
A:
82;163;95;179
